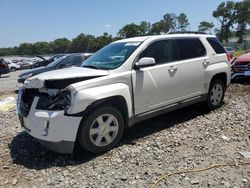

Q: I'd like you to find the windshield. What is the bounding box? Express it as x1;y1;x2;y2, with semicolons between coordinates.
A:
47;56;66;67
80;42;141;70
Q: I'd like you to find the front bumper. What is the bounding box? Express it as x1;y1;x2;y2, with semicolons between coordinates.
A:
18;96;82;153
231;71;250;79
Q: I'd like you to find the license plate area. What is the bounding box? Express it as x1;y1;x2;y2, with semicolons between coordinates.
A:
244;70;250;76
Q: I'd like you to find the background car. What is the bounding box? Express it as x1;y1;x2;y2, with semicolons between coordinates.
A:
17;59;36;69
7;61;21;71
231;52;250;79
33;54;64;68
18;53;92;83
0;59;10;77
225;46;235;59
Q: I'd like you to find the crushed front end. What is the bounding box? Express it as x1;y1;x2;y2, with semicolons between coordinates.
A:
231;57;250;79
17;86;82;153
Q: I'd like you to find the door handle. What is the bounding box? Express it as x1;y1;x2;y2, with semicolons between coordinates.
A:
203;60;209;66
168;66;177;72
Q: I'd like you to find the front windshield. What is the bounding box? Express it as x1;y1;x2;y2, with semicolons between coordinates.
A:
47;56;66;67
80;42;141;70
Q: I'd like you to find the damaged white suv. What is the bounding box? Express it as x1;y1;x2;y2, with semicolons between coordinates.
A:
17;32;231;153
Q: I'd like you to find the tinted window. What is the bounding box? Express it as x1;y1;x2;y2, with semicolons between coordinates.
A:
62;55;83;66
139;40;175;64
175;38;206;60
206;37;226;54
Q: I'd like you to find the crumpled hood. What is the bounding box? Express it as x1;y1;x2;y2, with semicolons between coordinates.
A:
24;67;109;89
236;52;250;63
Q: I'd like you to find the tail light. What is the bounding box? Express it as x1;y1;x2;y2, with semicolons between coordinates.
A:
226;52;231;62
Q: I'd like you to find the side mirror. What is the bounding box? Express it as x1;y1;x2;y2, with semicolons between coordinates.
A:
135;57;156;69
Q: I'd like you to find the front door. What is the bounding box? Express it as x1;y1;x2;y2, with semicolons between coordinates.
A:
132;40;182;115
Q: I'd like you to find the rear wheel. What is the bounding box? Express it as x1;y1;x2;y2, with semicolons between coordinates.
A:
78;106;124;153
11;67;16;72
206;79;225;110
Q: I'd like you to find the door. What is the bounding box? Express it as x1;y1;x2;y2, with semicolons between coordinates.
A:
132;40;182;115
174;38;207;99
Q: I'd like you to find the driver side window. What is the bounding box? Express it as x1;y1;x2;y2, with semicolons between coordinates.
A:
139;40;175;64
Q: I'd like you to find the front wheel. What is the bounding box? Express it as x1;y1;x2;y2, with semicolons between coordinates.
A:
206;79;225;110
11;67;16;72
78;106;124;153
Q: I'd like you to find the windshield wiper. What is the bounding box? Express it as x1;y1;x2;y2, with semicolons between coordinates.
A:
82;65;100;69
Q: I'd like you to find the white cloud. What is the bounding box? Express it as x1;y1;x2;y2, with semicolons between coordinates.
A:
105;24;111;28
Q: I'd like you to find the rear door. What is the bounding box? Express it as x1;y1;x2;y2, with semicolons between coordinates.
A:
174;38;207;99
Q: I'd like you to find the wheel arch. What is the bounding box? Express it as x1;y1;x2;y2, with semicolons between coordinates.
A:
209;72;227;89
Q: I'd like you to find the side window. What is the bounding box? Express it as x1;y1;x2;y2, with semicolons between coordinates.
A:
139;40;175;64
175;38;206;60
62;56;82;66
206;37;226;54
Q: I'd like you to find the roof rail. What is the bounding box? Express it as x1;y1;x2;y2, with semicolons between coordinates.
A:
168;31;207;35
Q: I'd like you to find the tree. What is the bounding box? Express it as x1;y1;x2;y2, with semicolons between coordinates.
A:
198;21;214;34
50;38;71;53
213;1;236;44
234;0;250;43
32;42;52;54
89;33;113;51
139;21;151;35
70;33;95;53
177;13;189;31
17;43;34;55
150;13;177;34
150;20;165;34
163;13;177;32
118;23;141;38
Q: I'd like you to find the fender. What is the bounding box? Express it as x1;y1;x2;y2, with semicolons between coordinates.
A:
67;83;133;117
205;61;231;87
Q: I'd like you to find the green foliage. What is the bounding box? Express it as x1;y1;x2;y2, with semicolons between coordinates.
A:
177;13;190;31
118;23;141;38
234;0;250;43
0;1;249;56
198;21;214;34
213;1;236;43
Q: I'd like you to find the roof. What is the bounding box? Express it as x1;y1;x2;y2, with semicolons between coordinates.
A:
115;33;216;43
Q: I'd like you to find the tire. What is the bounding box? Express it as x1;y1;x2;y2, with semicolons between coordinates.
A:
206;79;225;110
78;106;124;153
11;67;16;72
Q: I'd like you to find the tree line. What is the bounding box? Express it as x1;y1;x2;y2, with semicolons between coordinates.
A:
0;0;249;56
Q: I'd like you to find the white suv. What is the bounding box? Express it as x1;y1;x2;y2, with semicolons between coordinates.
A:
17;32;231;153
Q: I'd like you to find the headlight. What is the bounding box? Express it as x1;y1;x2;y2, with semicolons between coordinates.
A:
46;90;71;111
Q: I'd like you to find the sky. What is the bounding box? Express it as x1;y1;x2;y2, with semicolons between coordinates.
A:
0;0;242;48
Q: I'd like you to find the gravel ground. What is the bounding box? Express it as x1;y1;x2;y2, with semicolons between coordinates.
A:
0;70;24;98
0;78;249;187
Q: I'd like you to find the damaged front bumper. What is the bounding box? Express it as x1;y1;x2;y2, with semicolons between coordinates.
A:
17;89;82;153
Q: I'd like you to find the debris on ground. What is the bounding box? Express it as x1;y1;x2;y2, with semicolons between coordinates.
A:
0;96;16;112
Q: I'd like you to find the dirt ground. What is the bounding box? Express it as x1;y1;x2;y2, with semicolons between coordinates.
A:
0;73;249;187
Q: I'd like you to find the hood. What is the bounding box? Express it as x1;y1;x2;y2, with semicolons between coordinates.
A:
19;66;48;77
24;67;109;89
236;53;250;63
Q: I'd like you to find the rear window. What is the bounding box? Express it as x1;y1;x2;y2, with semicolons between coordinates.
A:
206;37;226;54
175;38;206;60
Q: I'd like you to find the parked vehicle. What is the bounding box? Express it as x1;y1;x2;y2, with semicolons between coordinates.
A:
231;52;250;79
33;55;64;68
0;59;10;76
17;32;231;154
17;59;36;69
18;53;92;83
7;61;21;72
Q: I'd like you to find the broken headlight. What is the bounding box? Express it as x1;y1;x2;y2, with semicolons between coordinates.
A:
46;90;71;111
